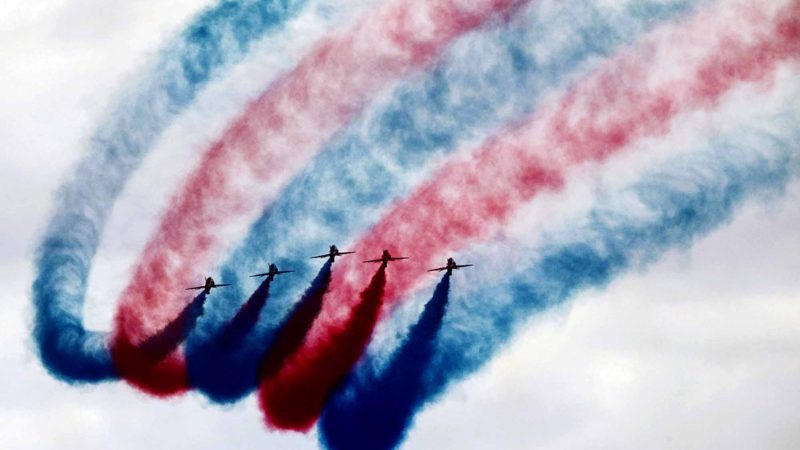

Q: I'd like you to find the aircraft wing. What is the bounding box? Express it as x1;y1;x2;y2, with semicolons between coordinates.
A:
213;283;232;287
454;264;473;269
427;267;447;272
249;272;269;277
275;270;294;275
363;258;383;263
389;257;409;261
186;286;207;290
310;254;331;259
337;251;356;255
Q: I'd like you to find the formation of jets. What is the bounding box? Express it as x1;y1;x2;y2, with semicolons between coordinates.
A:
184;245;472;293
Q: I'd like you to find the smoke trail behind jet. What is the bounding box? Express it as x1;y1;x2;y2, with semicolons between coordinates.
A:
259;265;387;431
320;274;451;450
321;112;800;449
31;0;313;384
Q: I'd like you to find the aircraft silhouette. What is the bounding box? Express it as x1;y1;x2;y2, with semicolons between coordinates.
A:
311;244;355;261
250;263;294;280
185;277;232;295
363;249;409;267
428;257;473;275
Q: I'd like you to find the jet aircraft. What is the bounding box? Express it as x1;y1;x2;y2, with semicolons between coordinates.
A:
186;277;232;295
428;257;473;275
311;244;356;261
250;263;294;280
363;249;409;267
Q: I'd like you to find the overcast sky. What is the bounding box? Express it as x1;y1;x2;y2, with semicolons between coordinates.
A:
1;1;798;449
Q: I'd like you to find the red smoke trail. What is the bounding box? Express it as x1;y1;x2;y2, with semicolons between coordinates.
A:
111;0;526;395
111;334;188;398
259;266;387;431
258;0;800;429
112;292;207;397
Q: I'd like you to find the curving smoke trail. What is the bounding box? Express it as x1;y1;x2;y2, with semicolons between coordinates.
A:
182;277;273;402
113;291;210;397
259;265;387;431
320;116;800;449
256;0;800;430
186;0;698;401
113;0;529;396
186;260;332;403
319;274;451;450
31;0;312;384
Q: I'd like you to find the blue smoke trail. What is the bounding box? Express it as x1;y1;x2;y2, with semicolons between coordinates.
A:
258;260;333;380
319;274;451;450
319;120;800;449
32;0;311;383
187;260;332;403
188;0;698;399
216;279;272;350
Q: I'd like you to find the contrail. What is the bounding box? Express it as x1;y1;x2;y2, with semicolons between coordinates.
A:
31;0;312;384
320;117;800;449
255;0;800;430
259;265;388;431
319;274;451;450
183;0;698;401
